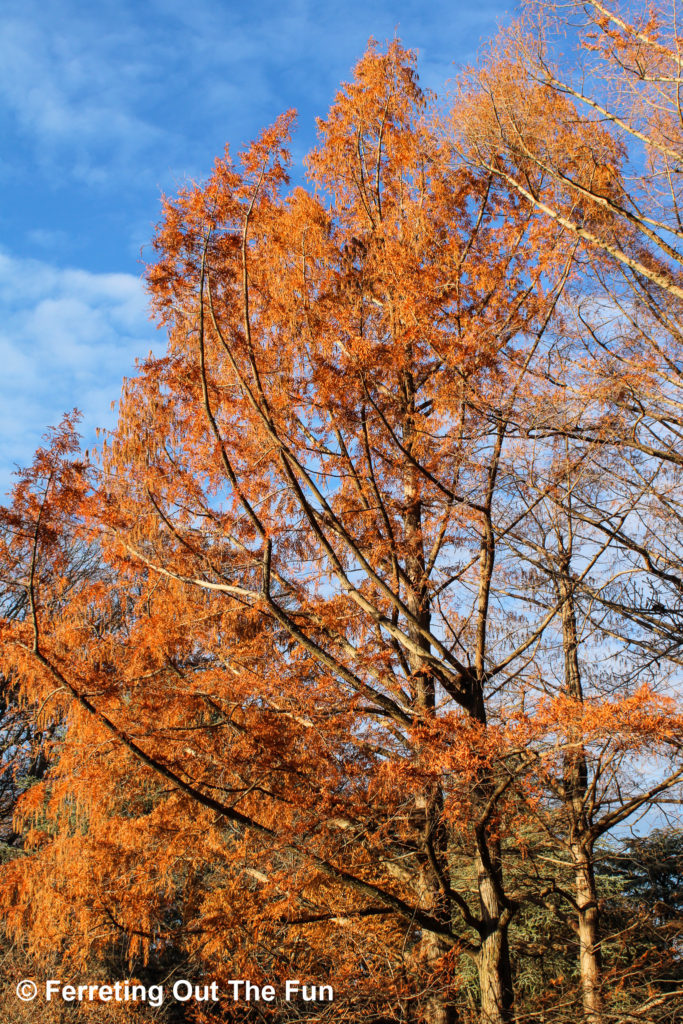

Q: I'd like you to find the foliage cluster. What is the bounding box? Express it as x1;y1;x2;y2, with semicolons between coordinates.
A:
1;4;682;1023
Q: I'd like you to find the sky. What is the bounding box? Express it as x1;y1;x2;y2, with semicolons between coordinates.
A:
0;0;517;499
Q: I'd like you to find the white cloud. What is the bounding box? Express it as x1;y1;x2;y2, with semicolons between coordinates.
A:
25;228;72;252
0;0;511;499
0;4;170;185
0;0;502;191
0;250;160;498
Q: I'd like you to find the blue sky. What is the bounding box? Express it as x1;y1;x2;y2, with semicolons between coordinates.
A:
0;0;516;498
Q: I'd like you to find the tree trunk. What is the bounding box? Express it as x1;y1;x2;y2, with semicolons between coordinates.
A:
413;786;459;1024
472;441;515;1024
476;845;514;1024
417;870;459;1024
402;378;513;1024
558;567;603;1023
402;376;457;1024
572;844;603;1024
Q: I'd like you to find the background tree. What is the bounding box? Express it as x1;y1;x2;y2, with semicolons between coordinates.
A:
455;3;683;1020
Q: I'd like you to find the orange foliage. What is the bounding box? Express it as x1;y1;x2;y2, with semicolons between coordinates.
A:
1;27;682;1024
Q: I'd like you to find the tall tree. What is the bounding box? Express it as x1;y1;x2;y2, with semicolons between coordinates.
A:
1;29;682;1024
0;43;584;1024
455;3;683;1019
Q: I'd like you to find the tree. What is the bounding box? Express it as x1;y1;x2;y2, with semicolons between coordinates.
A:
455;3;683;1019
0;30;681;1024
0;42;582;1024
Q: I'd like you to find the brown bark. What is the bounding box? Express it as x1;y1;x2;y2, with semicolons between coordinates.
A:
403;374;458;1024
572;843;603;1024
415;804;458;1024
476;846;514;1024
473;426;514;1024
558;567;603;1024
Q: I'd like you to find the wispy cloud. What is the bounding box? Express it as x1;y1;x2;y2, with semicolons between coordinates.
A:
0;251;159;497
0;0;514;496
0;0;508;188
0;5;170;186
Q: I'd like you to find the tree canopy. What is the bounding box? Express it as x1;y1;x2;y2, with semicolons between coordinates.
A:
1;6;682;1024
